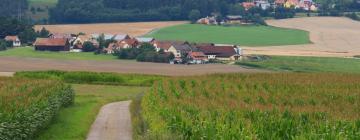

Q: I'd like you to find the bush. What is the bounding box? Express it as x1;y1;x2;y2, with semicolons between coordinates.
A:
0;77;74;140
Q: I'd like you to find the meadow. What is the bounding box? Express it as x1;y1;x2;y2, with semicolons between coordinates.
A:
145;24;310;46
236;56;360;73
0;47;117;60
141;73;360;139
0;77;74;140
28;0;58;22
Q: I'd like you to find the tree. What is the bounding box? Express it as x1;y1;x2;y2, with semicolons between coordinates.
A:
82;41;96;52
37;27;50;38
0;40;8;51
18;28;37;44
188;9;201;23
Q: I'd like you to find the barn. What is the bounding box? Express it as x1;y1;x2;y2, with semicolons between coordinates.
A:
34;38;70;51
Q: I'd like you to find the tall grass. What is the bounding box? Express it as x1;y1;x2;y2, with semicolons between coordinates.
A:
141;73;360;139
0;77;74;139
15;70;165;86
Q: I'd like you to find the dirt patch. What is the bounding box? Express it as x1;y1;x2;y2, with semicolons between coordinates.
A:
243;17;360;57
35;21;187;37
0;72;14;77
0;57;267;76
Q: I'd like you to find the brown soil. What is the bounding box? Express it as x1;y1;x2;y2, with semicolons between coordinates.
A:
243;17;360;57
0;57;267;76
35;21;187;37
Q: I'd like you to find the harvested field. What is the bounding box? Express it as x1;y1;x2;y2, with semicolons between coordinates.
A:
0;57;266;76
243;17;360;57
35;21;187;36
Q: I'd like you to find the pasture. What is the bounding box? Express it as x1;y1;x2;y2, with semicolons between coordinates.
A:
237;56;360;73
141;73;360;139
145;24;310;46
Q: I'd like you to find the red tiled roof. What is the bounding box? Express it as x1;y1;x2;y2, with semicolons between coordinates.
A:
275;0;286;4
242;2;256;10
121;38;138;46
196;45;237;57
5;36;19;41
34;38;68;46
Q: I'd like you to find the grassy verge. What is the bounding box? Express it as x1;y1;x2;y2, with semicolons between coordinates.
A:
145;24;310;46
15;70;165;86
236;56;360;73
0;47;117;61
36;84;148;140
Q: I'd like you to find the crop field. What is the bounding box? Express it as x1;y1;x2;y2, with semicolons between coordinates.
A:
141;73;360;139
145;24;310;46
236;56;360;73
35;21;186;36
0;77;74;140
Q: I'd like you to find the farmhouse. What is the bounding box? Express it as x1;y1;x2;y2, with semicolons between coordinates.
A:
168;43;195;58
34;38;70;51
197;16;217;25
4;36;21;47
105;38;139;54
196;44;242;61
152;40;189;52
188;51;209;64
114;34;130;41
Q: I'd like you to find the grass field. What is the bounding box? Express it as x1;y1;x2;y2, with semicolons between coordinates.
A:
36;84;147;140
145;24;310;46
236;56;360;73
141;73;360;139
0;47;117;60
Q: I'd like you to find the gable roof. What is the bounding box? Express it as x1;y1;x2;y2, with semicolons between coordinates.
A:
135;37;154;43
4;36;19;42
153;40;187;50
34;38;68;46
196;45;237;57
114;34;130;41
120;38;138;46
172;44;194;52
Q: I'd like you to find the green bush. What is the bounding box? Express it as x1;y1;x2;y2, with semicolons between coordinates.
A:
0;77;75;140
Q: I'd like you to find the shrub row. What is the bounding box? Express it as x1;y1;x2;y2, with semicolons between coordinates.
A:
141;73;360;139
0;77;75;140
15;70;165;86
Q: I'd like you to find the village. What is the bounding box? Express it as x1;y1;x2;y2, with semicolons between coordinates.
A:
4;32;243;65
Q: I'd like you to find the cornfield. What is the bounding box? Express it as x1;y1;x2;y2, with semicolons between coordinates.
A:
0;77;74;140
142;73;360;139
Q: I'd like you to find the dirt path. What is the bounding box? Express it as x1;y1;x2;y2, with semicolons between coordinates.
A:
87;101;132;140
0;56;267;76
243;17;360;57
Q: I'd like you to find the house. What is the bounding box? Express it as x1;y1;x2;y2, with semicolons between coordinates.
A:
242;2;256;10
104;38;139;54
152;40;188;52
285;0;300;8
255;1;271;10
275;0;286;5
114;34;130;41
188;51;209;64
135;37;155;44
34;38;70;51
4;36;21;47
196;44;242;61
197;16;217;25
226;15;244;24
168;43;195;59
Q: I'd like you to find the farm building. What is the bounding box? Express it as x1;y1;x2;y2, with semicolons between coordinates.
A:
34;38;70;51
114;34;130;41
188;51;209;64
135;37;155;44
168;43;195;58
196;44;242;61
152;40;189;52
4;36;21;47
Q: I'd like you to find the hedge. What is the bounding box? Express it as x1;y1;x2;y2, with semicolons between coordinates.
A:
0;77;75;140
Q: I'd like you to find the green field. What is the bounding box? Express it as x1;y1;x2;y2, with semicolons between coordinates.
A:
141;73;360;139
146;24;310;46
36;84;147;140
0;47;117;60
236;56;360;73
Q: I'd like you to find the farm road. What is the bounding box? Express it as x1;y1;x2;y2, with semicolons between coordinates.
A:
243;17;360;57
0;56;267;76
87;101;132;140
